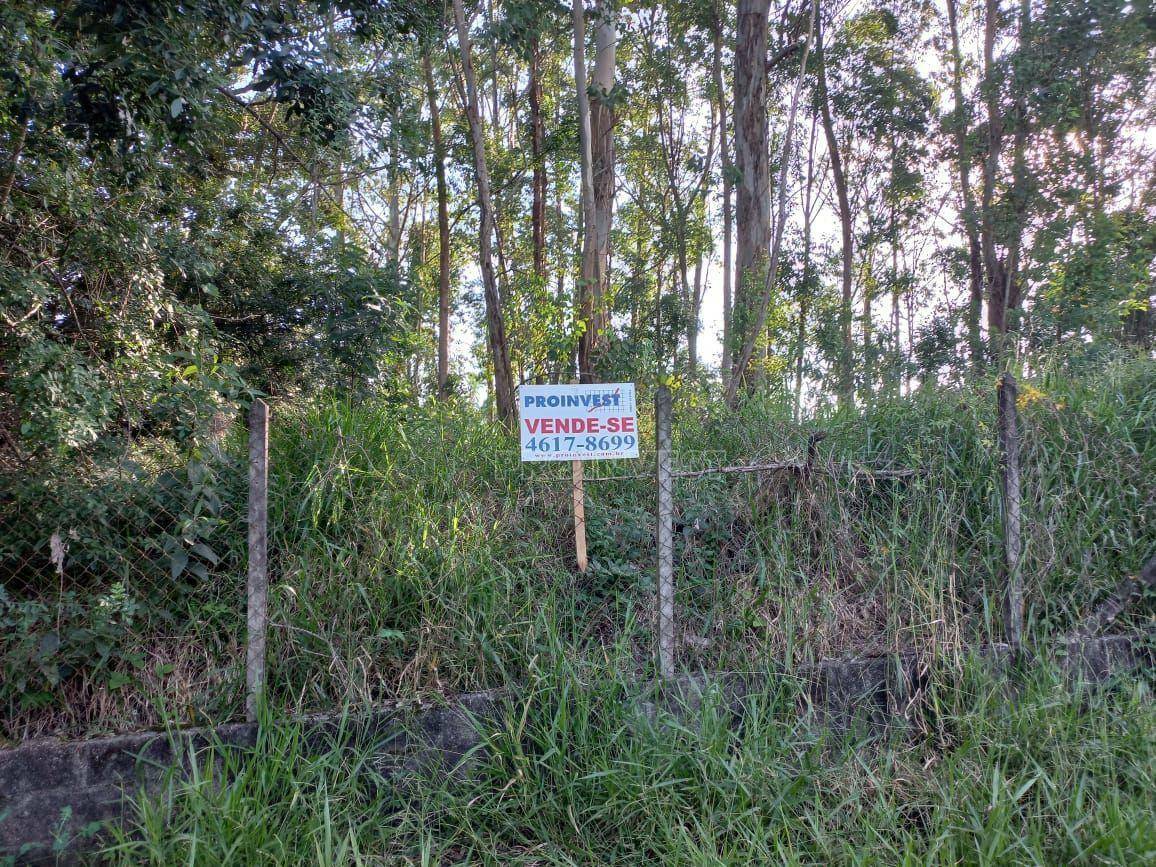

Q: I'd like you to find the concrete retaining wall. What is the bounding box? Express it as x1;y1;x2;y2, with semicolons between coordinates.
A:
2;634;1150;864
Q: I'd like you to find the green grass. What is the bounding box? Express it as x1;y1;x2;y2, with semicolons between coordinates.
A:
3;357;1154;738
105;657;1156;864
8;357;1153;861
257;356;1154;713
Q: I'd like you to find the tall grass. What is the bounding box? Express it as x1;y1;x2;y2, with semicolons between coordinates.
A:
4;357;1153;737
106;657;1156;864
259;357;1155;713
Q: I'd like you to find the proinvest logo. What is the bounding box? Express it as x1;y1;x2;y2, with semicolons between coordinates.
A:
522;390;622;410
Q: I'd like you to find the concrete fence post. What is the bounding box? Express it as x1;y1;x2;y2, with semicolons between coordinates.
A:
246;399;270;722
655;385;675;679
997;374;1023;652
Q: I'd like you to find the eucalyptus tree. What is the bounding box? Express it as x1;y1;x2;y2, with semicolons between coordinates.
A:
727;0;816;402
710;0;735;390
626;1;718;378
616;9;681;374
731;0;772;382
589;0;619;376
792;116;828;416
451;0;517;424
492;0;573;385
1015;0;1155;352
813;3;855;403
572;0;619;382
421;48;453;397
824;1;933;396
3;0;1153;450
970;0;1155;363
945;0;984;369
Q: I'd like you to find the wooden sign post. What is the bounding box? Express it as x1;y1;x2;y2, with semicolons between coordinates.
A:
572;459;588;573
517;383;639;573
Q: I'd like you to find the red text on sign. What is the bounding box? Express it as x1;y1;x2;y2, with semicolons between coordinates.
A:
524;416;636;435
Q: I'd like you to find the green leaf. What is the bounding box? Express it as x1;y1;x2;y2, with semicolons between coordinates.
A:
37;632;60;658
191;542;220;565
170;97;185;118
107;672;133;690
170;550;188;579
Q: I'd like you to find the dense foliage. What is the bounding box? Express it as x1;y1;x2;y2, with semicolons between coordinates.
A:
0;0;1153;738
3;357;1152;739
1;3;1151;858
2;0;1152;458
1;0;424;468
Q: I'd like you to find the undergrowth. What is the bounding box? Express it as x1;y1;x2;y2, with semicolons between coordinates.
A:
2;357;1154;738
104;658;1156;864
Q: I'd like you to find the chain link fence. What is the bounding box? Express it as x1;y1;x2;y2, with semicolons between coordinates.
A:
0;408;248;742
3;377;1151;743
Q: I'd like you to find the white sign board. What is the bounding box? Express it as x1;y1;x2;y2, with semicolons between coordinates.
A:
518;383;639;462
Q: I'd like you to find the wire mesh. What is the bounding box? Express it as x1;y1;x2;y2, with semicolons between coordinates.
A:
0;408;248;742
3;380;1150;743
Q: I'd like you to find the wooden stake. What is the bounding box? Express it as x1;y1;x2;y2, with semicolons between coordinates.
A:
572;459;588;573
246;399;270;723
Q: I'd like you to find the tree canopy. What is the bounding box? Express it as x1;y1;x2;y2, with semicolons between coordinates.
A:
2;0;1153;462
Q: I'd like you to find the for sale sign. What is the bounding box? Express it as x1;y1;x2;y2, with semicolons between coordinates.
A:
518;383;639;462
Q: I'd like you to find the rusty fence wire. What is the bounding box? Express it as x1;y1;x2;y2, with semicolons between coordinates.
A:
0;408;249;743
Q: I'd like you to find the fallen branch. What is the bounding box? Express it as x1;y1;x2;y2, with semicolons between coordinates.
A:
1068;553;1156;641
580;460;922;483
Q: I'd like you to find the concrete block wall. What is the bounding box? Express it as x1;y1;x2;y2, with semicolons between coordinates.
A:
1;635;1150;864
0;690;509;865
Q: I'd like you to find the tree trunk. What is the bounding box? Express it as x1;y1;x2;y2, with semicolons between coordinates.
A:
891;199;901;394
795;117;818;421
452;0;517;426
712;5;734;389
726;0;816;403
553;89;567;383
573;0;599;382
980;0;1006;348
1127;288;1153;348
0;110;27;214
981;0;1030;365
387;110;401;264
732;0;771;377
589;0;616;373
412;197;427;393
486;0;500;126
999;0;1031;361
862;259;873;394
815;12;854;406
529;37;547;281
666;99;716;380
689;252;705;376
947;0;985;371
423;52;452;400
